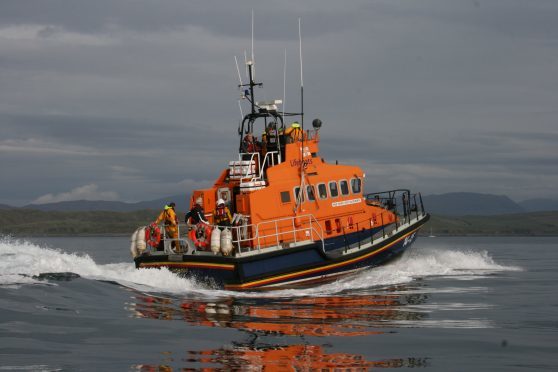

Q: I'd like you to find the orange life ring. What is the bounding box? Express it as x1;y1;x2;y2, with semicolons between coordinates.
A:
189;223;212;250
145;223;162;248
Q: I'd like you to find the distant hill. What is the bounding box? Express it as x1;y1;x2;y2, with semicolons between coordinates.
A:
0;209;156;236
422;211;558;236
23;194;188;213
1;209;557;236
422;192;524;216
8;192;558;216
518;198;558;212
25;200;137;212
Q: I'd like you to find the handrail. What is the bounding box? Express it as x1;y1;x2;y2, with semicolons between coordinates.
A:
155;213;325;256
231;213;325;254
232;150;280;184
257;214;324;252
365;189;427;223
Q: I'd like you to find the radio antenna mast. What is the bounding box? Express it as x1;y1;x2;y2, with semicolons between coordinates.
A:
298;18;305;208
238;100;244;120
234;56;243;86
283;48;287;119
298;18;304;131
251;10;255;79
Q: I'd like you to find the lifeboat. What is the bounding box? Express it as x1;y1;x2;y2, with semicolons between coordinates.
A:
132;31;429;290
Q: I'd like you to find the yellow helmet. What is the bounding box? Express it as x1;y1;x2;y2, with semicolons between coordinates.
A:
291;122;300;128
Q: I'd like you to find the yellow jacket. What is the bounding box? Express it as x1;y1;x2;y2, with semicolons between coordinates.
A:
284;126;303;142
156;206;178;237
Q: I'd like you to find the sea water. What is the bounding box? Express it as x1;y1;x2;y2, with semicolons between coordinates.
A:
0;235;556;371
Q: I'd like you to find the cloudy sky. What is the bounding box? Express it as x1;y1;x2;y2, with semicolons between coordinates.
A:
1;0;557;206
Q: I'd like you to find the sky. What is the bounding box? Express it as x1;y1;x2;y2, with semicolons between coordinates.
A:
1;0;557;206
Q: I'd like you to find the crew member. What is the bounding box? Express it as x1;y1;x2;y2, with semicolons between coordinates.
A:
284;122;303;143
241;132;261;153
155;202;181;252
213;198;233;229
262;122;279;151
185;197;208;226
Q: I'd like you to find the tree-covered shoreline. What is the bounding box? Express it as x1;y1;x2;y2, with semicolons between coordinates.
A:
1;209;557;237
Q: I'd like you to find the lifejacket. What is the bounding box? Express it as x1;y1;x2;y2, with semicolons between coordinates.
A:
189;223;212;250
266;128;278;149
243;136;260;153
144;223;162;248
156;207;178;228
284;127;303;142
214;206;232;226
165;209;178;225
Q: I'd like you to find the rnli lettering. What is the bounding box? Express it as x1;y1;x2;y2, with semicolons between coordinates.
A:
290;158;313;167
331;198;361;207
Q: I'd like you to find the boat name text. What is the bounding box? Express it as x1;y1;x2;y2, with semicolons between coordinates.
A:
332;198;362;207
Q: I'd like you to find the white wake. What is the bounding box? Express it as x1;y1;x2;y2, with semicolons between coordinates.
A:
0;236;521;297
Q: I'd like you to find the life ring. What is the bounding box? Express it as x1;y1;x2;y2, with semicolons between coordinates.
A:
189;223;212;250
144;223;162;248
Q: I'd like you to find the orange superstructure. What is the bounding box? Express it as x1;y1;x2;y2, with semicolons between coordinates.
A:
188;130;396;252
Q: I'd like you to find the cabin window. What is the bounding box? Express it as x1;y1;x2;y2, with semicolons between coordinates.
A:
306;185;316;202
317;183;328;199
294;186;305;203
340;180;350;196
351;177;362;194
329;181;339;198
280;191;291;203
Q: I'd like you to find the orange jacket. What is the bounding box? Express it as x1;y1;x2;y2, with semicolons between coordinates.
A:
156;206;178;237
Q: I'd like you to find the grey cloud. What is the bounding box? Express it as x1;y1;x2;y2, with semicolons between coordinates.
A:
1;0;557;205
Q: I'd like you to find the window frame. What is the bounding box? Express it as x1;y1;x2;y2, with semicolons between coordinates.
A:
317;183;328;200
339;179;350;196
306;185;316;202
351;177;362;194
293;186;305;203
329;181;339;198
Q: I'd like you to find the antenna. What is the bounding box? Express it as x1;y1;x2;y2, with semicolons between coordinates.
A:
298;18;304;131
234;56;243;86
282;48;287;119
251;10;254;62
298;18;304;88
251;9;255;79
237;100;244;135
244;50;249;80
238;100;244;119
298;18;305;203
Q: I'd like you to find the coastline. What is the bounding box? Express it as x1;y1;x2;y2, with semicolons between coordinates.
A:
2;209;557;237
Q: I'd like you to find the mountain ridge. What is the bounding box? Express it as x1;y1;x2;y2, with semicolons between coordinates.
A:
421;192;524;216
1;192;557;215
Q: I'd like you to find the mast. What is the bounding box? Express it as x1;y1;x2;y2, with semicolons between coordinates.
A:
247;62;256;115
298;18;304;132
297;17;305;213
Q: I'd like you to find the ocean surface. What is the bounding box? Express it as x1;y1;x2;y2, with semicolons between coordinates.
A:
1;235;557;371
